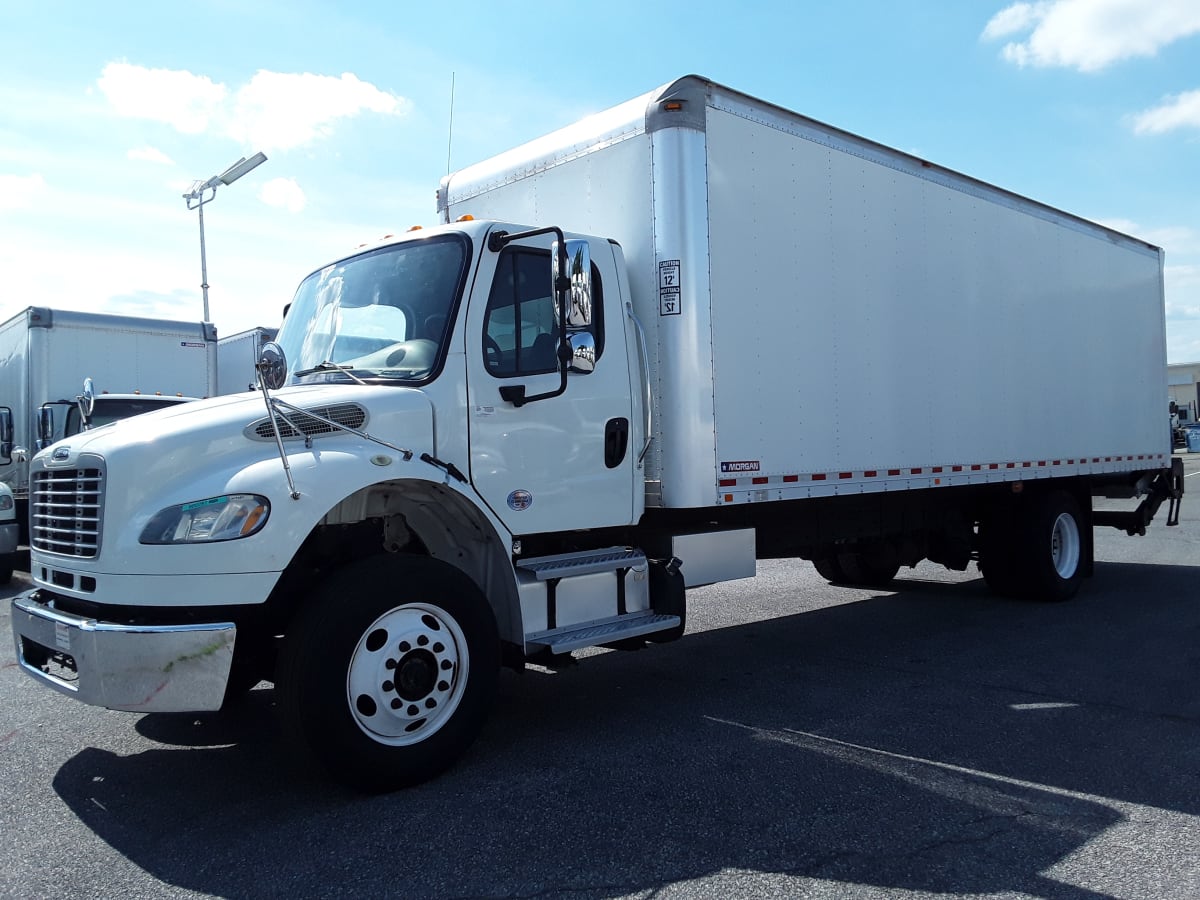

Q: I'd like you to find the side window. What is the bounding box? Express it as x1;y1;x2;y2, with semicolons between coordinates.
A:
483;247;604;377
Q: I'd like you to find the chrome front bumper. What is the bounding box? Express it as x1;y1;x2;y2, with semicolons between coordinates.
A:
10;591;235;713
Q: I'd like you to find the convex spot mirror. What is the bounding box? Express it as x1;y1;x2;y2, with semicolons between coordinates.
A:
257;342;288;390
568;332;596;374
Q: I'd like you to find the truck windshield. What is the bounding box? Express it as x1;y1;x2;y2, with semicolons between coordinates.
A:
276;234;468;385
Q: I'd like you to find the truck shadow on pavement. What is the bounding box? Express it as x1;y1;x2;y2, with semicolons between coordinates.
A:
51;559;1200;899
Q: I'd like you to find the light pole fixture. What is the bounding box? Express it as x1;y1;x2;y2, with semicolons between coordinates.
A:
182;151;268;322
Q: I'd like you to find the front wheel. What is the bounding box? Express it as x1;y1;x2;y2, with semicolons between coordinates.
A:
276;555;500;792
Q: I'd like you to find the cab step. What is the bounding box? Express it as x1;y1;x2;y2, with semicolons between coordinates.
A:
525;611;682;655
517;547;647;580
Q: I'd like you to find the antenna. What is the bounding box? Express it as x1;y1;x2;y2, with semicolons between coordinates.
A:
446;72;456;175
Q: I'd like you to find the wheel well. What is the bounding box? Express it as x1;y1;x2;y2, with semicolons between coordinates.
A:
266;479;519;644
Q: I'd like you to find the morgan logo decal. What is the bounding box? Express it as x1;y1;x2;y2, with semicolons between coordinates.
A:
721;460;760;473
507;490;533;511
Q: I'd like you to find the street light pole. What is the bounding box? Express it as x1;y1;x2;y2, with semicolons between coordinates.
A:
182;151;267;322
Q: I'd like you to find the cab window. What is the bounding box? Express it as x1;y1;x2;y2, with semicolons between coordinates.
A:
483;247;603;377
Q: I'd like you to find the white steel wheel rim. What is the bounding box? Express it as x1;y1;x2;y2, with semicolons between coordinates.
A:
1050;512;1081;579
346;603;469;746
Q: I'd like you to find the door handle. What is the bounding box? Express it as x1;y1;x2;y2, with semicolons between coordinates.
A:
605;418;629;469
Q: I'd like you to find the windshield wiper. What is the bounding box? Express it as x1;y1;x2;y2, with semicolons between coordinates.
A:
293;360;367;384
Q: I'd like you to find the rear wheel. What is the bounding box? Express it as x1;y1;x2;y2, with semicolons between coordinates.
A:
1013;490;1085;601
980;491;1086;601
276;554;499;792
811;556;846;583
836;543;900;587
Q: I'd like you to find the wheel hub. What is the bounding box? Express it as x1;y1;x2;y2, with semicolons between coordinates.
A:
346;603;469;746
395;649;438;700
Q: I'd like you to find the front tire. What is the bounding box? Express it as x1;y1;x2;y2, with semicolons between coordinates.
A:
276;555;500;792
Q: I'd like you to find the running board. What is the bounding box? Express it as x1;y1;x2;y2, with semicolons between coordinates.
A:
526;612;681;655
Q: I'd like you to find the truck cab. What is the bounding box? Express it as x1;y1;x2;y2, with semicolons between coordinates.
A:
0;481;17;584
11;218;662;791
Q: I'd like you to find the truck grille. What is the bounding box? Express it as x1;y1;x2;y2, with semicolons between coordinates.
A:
31;467;104;557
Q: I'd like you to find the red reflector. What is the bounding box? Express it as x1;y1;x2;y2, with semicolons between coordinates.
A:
888;469;901;476
864;470;877;477
1022;462;1032;468
989;464;999;470
911;468;922;475
839;472;853;479
971;465;982;471
783;475;799;483
812;474;827;481
752;477;768;485
1006;463;1016;468
951;466;963;472
719;479;735;487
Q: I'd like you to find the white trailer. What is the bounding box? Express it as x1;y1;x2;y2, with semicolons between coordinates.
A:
217;326;278;395
0;306;217;515
11;77;1182;792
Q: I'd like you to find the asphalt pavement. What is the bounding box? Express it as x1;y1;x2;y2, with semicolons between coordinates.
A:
2;453;1199;898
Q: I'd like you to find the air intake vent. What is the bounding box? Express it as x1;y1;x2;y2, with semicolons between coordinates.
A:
31;466;104;557
250;403;367;440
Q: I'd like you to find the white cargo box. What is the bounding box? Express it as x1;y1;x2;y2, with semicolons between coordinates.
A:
441;76;1168;510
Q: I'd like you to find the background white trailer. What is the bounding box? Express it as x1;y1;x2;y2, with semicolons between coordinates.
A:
217;325;278;395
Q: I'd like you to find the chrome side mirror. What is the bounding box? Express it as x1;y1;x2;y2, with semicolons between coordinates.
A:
78;377;96;419
553;239;592;328
0;408;11;460
37;405;56;448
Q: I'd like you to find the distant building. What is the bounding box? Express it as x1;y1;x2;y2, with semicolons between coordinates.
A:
1168;361;1200;422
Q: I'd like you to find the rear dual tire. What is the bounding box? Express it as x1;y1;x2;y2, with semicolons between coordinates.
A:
980;490;1086;602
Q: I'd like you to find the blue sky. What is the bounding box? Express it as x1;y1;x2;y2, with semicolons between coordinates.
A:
2;0;1199;360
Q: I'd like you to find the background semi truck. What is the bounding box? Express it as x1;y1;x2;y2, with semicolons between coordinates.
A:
217;326;278;395
0;307;217;528
11;76;1181;792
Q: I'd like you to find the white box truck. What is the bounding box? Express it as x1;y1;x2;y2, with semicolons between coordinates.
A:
217;326;278;395
11;77;1182;791
0;307;217;529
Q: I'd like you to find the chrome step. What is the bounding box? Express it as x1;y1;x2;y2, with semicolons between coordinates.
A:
526;611;680;654
517;547;646;581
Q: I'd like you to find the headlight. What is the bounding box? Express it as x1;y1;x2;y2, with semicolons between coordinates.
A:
140;494;270;544
0;494;12;512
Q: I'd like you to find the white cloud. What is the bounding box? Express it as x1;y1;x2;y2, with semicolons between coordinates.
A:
228;71;408;152
260;177;307;214
982;0;1200;72
1097;221;1200;255
1132;88;1200;133
98;62;226;133
128;146;174;165
982;2;1046;40
0;173;47;211
97;63;408;153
